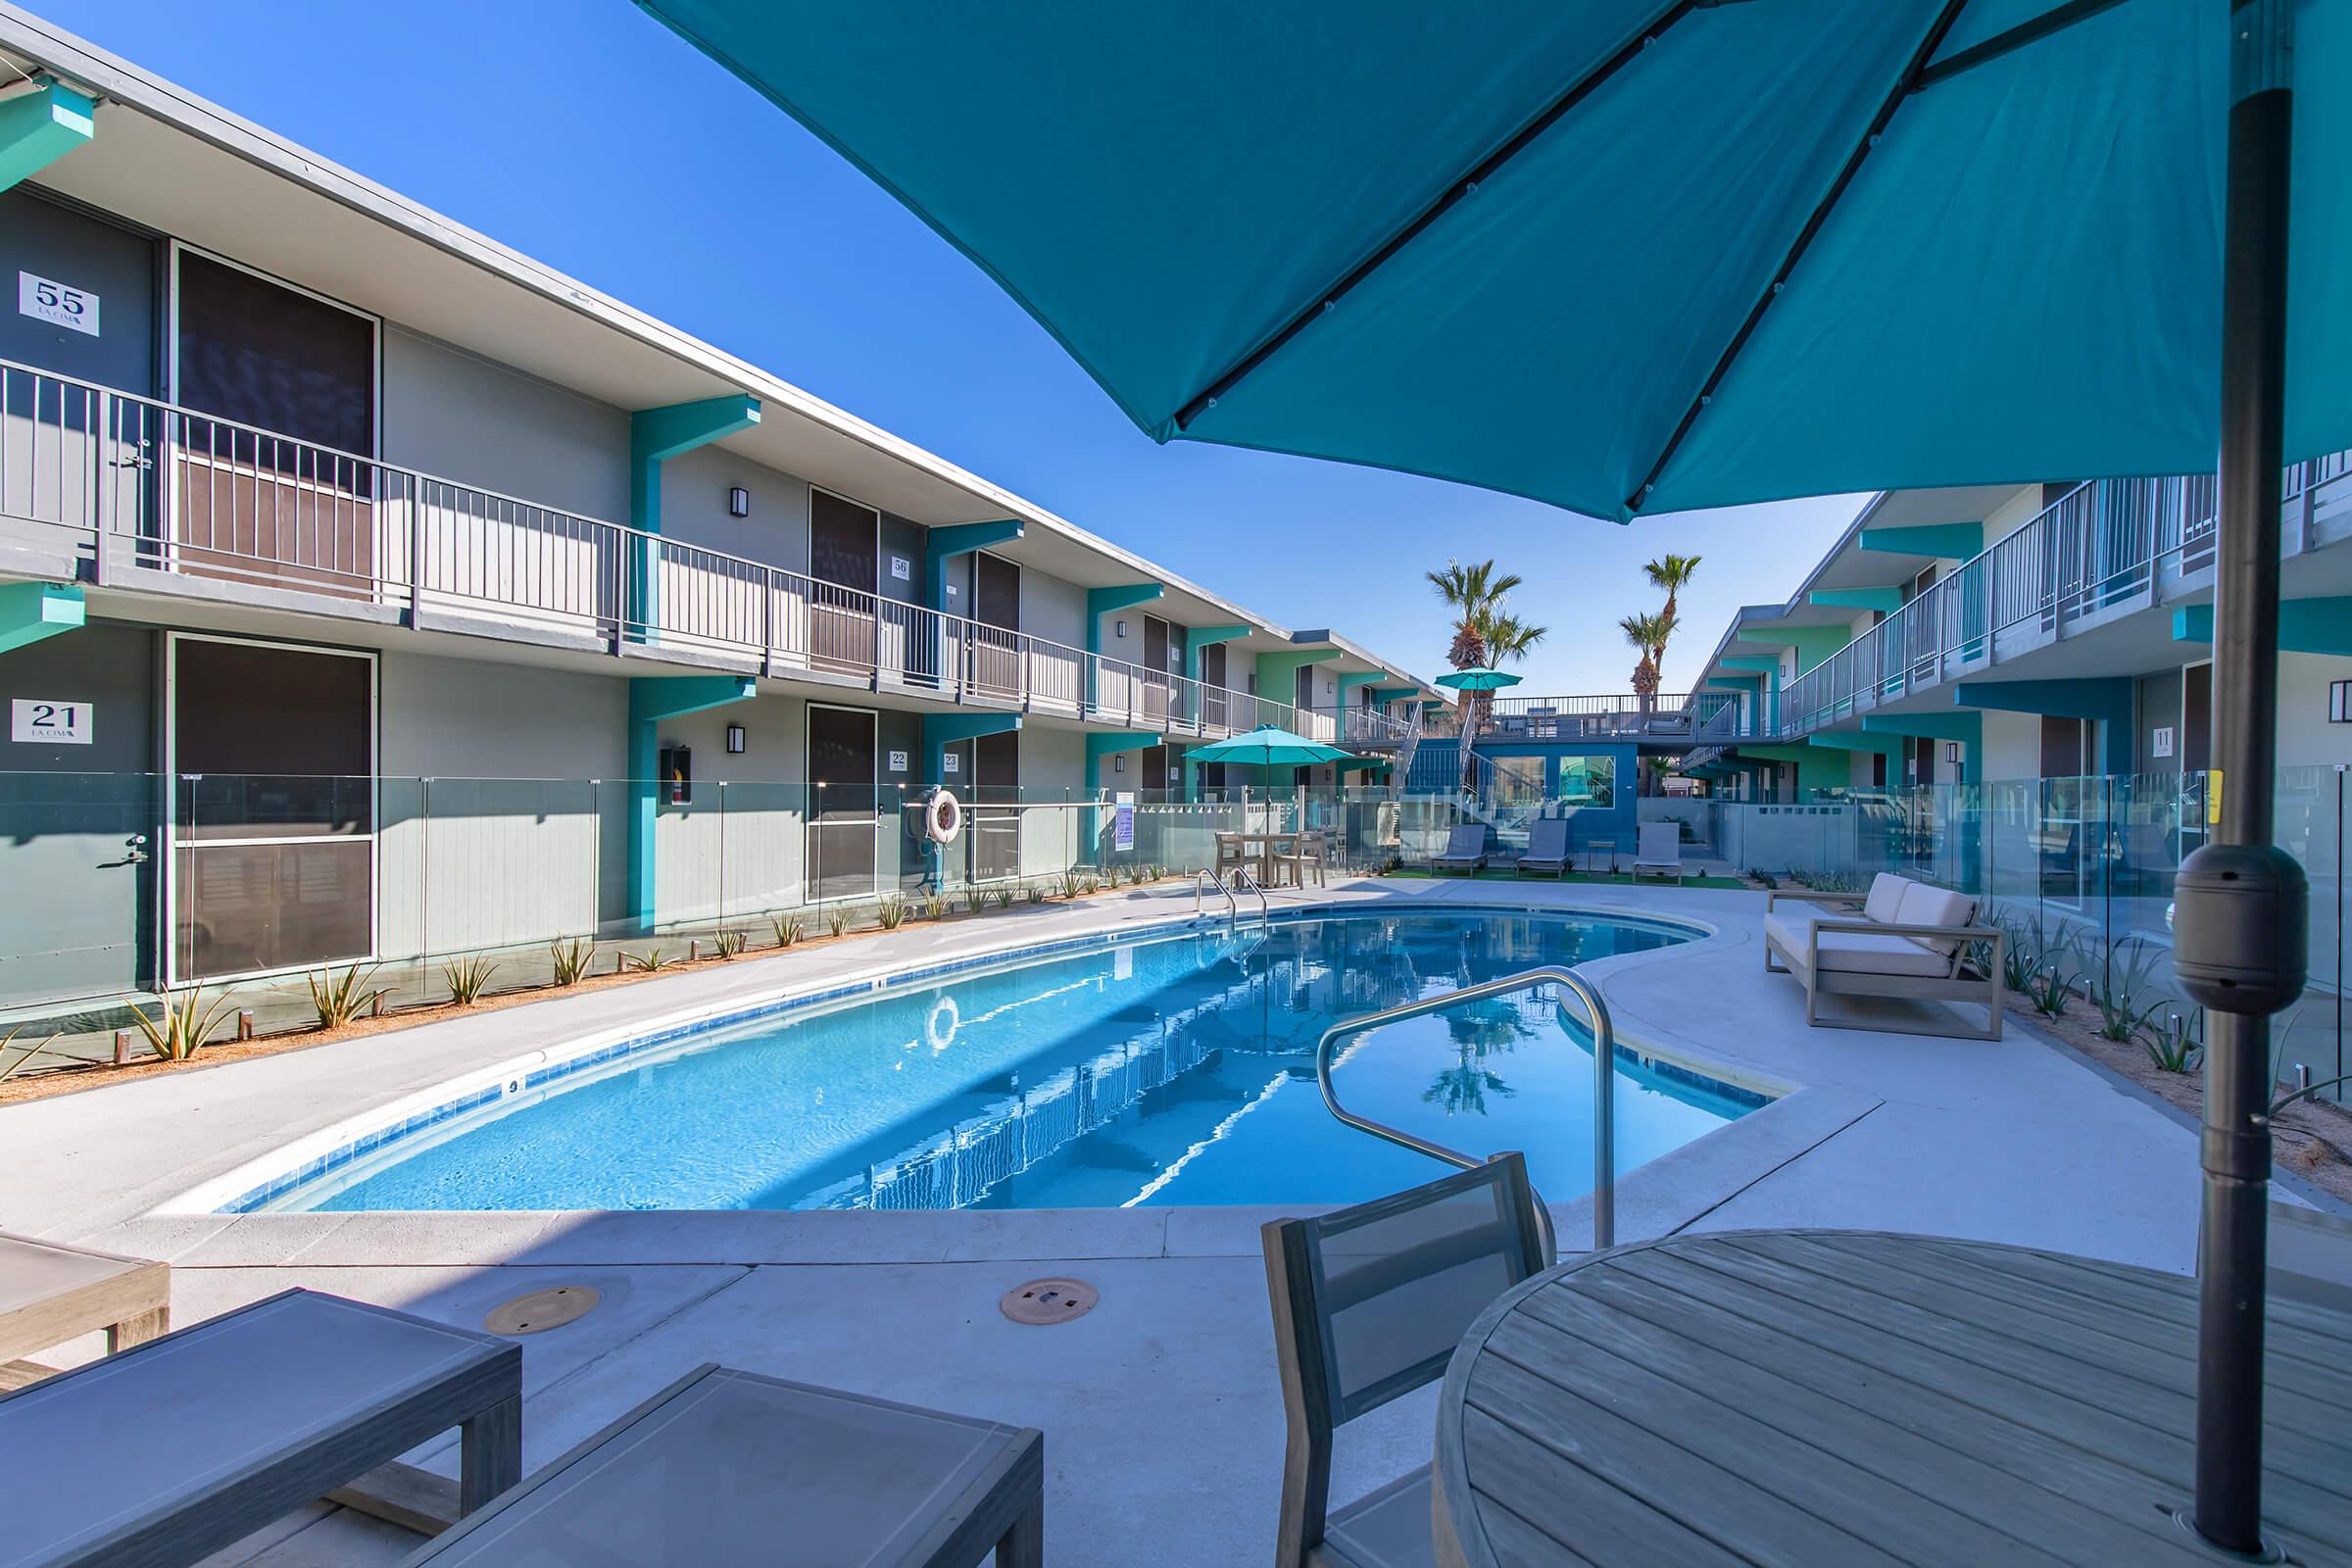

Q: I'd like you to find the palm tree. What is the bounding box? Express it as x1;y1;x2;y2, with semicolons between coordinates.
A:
1620;611;1676;703
1426;559;1521;730
1468;607;1547;727
1642;554;1701;689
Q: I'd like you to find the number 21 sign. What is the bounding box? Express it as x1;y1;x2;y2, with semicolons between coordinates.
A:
12;699;92;744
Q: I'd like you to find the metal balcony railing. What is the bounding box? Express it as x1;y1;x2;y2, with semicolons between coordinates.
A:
1433;690;1748;744
0;359;1305;741
1298;705;1416;747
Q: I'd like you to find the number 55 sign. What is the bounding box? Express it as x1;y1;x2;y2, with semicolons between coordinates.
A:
19;271;99;337
12;699;92;744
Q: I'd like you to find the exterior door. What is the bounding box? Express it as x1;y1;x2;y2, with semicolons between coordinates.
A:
170;635;374;981
1141;616;1171;724
2037;715;2090;907
809;490;879;672
807;705;877;902
1201;642;1228;732
970;551;1021;699
970;729;1020;881
172;250;378;597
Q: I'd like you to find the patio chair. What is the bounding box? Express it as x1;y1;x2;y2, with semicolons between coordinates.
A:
406;1363;1043;1568
1429;823;1486;875
0;1231;171;1390
1261;1155;1549;1568
1279;830;1329;890
1215;832;1249;881
1631;821;1683;884
1514;816;1570;879
2270;1201;2352;1315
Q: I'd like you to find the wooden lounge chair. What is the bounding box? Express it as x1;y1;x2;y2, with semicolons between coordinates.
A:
1763;872;2004;1040
1514;816;1570;879
0;1230;170;1390
1631;821;1684;884
407;1363;1043;1568
1278;830;1328;890
5;1288;520;1568
1429;823;1486;875
1262;1155;1548;1568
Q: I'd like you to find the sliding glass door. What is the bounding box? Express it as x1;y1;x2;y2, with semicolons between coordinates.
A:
807;704;877;902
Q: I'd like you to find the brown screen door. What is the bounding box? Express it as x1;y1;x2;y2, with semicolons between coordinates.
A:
970;552;1021;698
971;729;1020;881
1202;642;1227;730
809;490;879;672
172;252;378;597
171;636;374;981
808;705;877;902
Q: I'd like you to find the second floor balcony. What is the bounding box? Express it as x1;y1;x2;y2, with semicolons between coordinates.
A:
0;360;1326;742
1424;691;1749;746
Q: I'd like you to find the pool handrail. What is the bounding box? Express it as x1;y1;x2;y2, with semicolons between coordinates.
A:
1312;965;1619;1262
1230;864;1271;928
1194;868;1239;926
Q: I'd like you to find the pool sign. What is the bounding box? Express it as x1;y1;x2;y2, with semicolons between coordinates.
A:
18;271;98;336
1114;791;1135;852
12;698;92;744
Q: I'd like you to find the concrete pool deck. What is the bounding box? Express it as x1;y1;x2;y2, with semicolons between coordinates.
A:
0;878;2271;1566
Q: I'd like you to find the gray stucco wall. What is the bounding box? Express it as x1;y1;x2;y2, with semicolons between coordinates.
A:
1022;571;1087;652
659;444;812;573
380;325;631;523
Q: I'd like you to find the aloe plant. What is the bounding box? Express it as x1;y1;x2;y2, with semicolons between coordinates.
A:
621;948;669;973
2143;1008;2203;1073
710;928;747;959
771;912;806;948
549;938;596;987
826;906;851;938
2088;937;2165;1042
443;956;500;1004
1059;871;1082;900
1026;882;1047;905
308;962;387;1029
922;892;947;921
0;1024;57;1081
2027;957;2076;1019
131;987;240;1062
988;887;1013;910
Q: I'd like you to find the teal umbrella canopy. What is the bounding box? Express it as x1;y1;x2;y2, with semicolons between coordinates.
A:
633;1;2352;520
1436;667;1524;693
1185;725;1353;768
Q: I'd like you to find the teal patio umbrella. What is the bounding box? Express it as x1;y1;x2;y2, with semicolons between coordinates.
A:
1437;667;1521;790
637;1;2350;1543
1185;723;1353;782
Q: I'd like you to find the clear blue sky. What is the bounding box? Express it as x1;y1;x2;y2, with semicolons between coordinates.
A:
42;0;1866;692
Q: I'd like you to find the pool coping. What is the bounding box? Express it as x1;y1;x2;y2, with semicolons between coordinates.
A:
158;898;1743;1218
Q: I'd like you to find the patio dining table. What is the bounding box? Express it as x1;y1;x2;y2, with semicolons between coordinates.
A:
1434;1230;2352;1568
1226;830;1300;886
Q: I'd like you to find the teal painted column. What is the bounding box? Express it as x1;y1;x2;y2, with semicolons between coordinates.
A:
0;78;94;194
626;675;756;931
1253;647;1341;728
0;582;84;655
1738;743;1843;804
1744;623;1849;676
1860;521;1983;559
626;396;760;639
924;520;1024;614
1086;583;1162;716
1084;730;1161;861
2175;598;2352;657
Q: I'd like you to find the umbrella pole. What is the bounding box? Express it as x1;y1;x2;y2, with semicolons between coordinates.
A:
2189;3;2299;1553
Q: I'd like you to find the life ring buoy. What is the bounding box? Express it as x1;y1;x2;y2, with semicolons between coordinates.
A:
925;788;963;845
926;994;960;1053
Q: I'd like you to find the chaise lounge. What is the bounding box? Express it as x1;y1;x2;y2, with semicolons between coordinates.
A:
1763;872;2003;1040
1514;817;1570;878
1430;823;1487;875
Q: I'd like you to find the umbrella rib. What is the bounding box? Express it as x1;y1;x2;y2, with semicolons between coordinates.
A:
1911;0;2134;93
1170;0;1704;434
1623;0;1975;516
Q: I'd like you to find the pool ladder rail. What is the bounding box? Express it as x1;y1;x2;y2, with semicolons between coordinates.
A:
1193;866;1270;930
1314;965;1618;1266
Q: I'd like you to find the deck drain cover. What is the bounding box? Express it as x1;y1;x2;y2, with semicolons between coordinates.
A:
485;1285;601;1336
1000;1277;1097;1325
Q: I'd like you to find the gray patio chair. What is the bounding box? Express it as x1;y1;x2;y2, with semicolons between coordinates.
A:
406;1363;1042;1568
1514;817;1570;879
1261;1154;1548;1568
1429;823;1486;875
1631;820;1684;884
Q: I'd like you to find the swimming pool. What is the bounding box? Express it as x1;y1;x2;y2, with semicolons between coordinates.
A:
237;907;1761;1214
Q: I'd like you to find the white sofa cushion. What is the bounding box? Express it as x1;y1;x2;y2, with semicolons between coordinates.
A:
1893;881;1979;956
1863;874;1911;925
1766;910;1950;977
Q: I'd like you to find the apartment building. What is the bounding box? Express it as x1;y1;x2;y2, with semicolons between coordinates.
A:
1679;462;2352;804
0;9;1437;1011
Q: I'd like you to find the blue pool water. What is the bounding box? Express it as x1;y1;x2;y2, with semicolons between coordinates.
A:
270;909;1759;1213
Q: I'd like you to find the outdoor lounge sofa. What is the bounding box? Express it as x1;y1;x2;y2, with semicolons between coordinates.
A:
1764;872;2004;1040
1515;817;1570;878
1631;821;1684;884
1431;823;1487;874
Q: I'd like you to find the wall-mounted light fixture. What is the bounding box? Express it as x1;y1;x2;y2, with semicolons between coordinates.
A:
1944;742;1961;763
1113;755;1125;772
726;723;747;755
1115;618;1129;638
728;486;751;518
2331;680;2352;722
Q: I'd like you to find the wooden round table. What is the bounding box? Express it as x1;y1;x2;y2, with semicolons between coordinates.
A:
1433;1230;2352;1567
